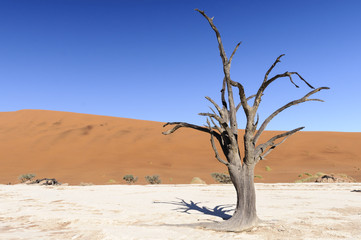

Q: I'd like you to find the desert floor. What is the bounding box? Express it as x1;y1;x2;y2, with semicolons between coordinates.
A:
1;183;361;240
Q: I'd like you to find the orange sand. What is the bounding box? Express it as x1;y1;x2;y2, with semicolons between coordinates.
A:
0;110;360;185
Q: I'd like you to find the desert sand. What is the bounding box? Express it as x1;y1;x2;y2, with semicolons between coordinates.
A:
1;183;361;239
0;110;360;185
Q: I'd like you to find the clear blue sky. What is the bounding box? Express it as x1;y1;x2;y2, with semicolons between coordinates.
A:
1;0;360;132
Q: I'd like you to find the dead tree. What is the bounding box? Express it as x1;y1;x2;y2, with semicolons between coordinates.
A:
163;9;329;232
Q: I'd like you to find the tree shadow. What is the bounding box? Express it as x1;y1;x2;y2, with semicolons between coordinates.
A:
154;198;234;220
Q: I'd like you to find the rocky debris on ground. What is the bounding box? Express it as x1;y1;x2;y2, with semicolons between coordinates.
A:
315;174;356;183
351;189;361;192
26;178;61;185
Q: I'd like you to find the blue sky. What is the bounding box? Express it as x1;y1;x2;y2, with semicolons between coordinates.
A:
0;0;360;132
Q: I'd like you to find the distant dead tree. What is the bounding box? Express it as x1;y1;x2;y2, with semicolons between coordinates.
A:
163;9;329;232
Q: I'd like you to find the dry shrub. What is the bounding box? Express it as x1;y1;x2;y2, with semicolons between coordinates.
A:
123;175;138;184
145;175;161;184
18;173;36;183
211;172;232;184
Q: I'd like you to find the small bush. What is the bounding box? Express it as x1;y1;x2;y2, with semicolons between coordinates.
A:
145;175;161;184
123;175;138;184
211;172;232;184
254;175;263;179
18;173;36;183
265;166;272;171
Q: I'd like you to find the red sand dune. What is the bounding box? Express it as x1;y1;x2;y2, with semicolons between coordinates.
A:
0;110;360;185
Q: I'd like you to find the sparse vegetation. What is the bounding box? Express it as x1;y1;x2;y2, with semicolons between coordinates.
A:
211;172;232;184
18;173;36;183
265;166;272;172
108;179;117;184
254;175;263;179
123;175;138;184
315;173;356;183
295;172;326;183
145;175;161;184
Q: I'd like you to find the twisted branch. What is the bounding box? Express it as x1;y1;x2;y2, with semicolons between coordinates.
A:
207;119;229;166
254;55;315;110
221;78;228;109
253;87;330;144
229;42;242;65
236;94;257;111
258;137;288;161
162;122;211;135
264;54;284;83
205;96;226;120
195;9;228;65
195;9;238;135
229;79;250;114
199;112;225;126
255;127;304;159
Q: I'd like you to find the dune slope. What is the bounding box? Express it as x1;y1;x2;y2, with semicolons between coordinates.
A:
0;110;360;185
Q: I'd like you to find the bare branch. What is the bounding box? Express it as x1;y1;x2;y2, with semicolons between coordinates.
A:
253;87;329;144
246;94;257;101
162;122;211;135
210;132;229;166
268;72;315;89
199;112;225;126
208;107;226;133
252;114;259;132
229;41;242;64
264;54;285;83
254;55;315;110
195;9;238;134
205;96;223;118
289;72;314;89
195;9;228;65
307;99;324;102
255;127;304;158
229;79;250;113
207;119;229;166
221;78;228;109
209;106;217;115
235;102;242;112
236;94;258;111
286;72;299;88
209;116;223;134
304;86;330;98
258;137;288;161
199;112;239;150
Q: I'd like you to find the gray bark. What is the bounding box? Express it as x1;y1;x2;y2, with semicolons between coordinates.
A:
199;163;258;232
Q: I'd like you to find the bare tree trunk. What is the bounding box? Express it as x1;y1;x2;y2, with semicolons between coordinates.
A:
228;163;258;230
202;162;258;232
